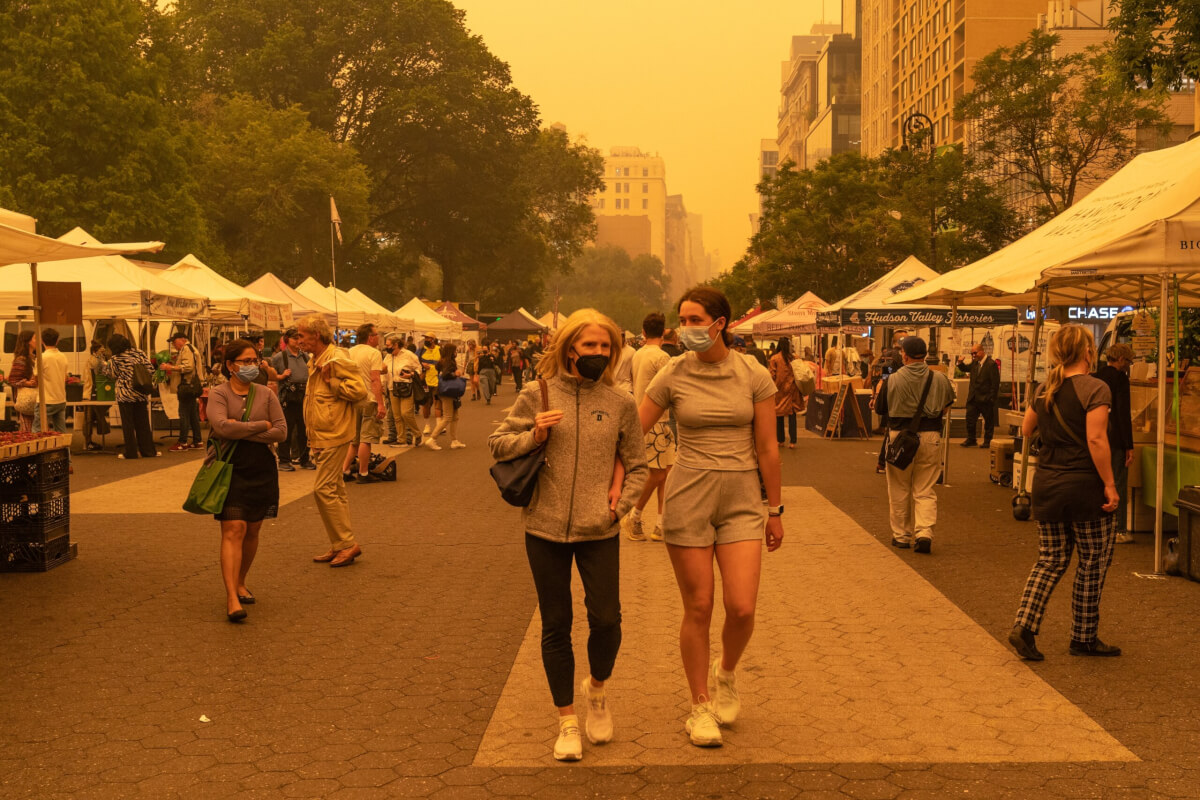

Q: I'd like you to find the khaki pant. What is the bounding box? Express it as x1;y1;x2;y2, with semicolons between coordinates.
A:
311;443;355;550
389;394;423;443
885;430;942;544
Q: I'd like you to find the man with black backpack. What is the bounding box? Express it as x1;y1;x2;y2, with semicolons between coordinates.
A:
271;328;315;471
873;336;954;554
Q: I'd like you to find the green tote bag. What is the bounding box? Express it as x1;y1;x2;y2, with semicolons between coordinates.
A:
183;385;255;515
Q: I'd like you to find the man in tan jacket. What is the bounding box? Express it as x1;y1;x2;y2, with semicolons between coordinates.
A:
297;315;369;567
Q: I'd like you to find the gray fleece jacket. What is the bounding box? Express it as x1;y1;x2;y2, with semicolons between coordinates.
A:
489;375;649;543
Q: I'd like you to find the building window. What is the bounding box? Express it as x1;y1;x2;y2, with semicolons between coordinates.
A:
624;183;630;192
642;199;648;209
624;199;631;209
598;199;605;209
615;183;621;193
642;168;649;177
643;183;648;193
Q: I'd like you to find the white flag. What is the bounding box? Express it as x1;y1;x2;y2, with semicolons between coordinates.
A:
330;196;343;245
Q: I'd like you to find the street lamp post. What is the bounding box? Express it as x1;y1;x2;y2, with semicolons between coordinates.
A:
901;112;938;273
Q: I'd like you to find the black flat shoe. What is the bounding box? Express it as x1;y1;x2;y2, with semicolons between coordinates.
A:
1009;625;1043;661
237;592;255;604
1069;638;1121;657
227;609;247;623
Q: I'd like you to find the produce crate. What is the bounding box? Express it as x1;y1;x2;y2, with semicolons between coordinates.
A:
0;533;74;573
0;434;71;460
0;447;70;498
0;485;70;542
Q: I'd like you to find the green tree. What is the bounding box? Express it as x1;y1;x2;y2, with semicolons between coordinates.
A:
0;0;211;255
189;95;373;287
168;0;598;302
957;30;1172;222
1109;0;1200;129
552;246;668;332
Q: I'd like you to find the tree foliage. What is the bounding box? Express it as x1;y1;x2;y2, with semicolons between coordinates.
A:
1109;0;1200;90
0;0;211;257
552;246;668;332
716;148;1016;307
957;30;1172;221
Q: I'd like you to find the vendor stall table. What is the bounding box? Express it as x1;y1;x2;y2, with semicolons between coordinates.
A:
1140;446;1200;517
0;439;75;572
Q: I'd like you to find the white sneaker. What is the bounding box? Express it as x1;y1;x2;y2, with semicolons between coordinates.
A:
625;514;645;542
649;524;664;542
579;677;613;744
553;715;583;761
710;661;740;724
1116;531;1135;544
685;698;723;747
424;438;442;451
422;425;431;436
450;440;467;449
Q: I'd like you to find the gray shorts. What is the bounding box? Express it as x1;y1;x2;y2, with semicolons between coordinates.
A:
662;465;766;548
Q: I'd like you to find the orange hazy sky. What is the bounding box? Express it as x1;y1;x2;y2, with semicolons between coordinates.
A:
453;0;840;277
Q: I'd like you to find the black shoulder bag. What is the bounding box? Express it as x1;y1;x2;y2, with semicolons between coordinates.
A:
489;379;550;507
884;373;935;470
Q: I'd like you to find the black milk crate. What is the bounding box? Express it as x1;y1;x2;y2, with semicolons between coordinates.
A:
0;484;70;541
0;447;70;498
0;533;73;573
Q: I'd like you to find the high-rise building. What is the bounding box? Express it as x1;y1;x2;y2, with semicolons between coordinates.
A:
777;34;829;169
665;195;693;298
805;35;863;166
860;0;1047;156
843;0;863;38
591;146;668;262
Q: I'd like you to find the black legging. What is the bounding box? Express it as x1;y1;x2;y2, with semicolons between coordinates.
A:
524;533;621;707
776;413;797;445
117;400;156;458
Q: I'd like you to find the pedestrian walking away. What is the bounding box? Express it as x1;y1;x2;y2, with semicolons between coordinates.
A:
296;315;369;567
206;339;286;622
873;336;954;554
428;343;467;450
270;328;315;471
33;327;69;434
769;337;802;449
100;334;160;459
489;308;648;763
958;342;1000;447
1010;324;1121;662
624;312;676;543
638;286;783;749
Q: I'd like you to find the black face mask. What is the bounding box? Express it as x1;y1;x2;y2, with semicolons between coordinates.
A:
574;353;610;381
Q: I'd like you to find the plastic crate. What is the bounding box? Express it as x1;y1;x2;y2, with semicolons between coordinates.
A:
0;448;70;497
0;533;73;573
0;485;70;541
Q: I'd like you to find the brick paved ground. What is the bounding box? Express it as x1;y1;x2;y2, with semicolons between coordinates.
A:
3;386;1200;799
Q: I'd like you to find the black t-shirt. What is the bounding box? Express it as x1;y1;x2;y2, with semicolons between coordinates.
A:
1031;375;1112;522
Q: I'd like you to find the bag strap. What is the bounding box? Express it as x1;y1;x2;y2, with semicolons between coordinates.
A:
907;373;936;433
538;377;549;412
1048;396;1088;449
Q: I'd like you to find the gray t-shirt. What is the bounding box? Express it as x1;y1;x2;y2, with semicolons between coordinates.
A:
645;351;776;471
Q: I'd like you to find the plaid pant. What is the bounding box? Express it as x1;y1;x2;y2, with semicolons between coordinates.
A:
1014;515;1116;644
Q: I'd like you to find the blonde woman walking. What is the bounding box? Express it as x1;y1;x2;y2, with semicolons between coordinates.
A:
1010;324;1121;661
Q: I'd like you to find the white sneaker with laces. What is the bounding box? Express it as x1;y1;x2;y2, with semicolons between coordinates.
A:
625;514;645;542
685;697;723;747
553;715;583;761
649;524;664;542
422;425;431;436
424;438;442;451
579;677;612;744
450;440;467;449
710;660;741;724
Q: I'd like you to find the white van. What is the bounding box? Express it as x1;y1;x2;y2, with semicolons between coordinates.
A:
1;319;196;382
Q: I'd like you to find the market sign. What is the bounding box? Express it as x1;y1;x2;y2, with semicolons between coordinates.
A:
818;307;1019;327
143;292;206;318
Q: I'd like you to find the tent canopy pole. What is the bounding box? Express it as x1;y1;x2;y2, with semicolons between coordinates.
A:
1153;275;1170;574
1015;285;1048;498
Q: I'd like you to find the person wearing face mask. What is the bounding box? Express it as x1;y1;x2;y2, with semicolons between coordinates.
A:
417;333;441;436
638;286;783;749
383;333;424;447
489;309;648;763
205;339;287;621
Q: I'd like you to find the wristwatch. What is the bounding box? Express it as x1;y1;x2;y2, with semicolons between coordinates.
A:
767;505;784;517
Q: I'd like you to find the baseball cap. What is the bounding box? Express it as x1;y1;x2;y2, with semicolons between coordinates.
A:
899;336;928;359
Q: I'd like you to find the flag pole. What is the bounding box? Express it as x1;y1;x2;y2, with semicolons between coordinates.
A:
330;197;340;333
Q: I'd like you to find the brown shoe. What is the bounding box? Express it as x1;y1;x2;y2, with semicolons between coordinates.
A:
330;545;362;567
312;549;338;563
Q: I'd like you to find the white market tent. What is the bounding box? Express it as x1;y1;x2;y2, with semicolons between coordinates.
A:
538;311;566;331
163;254;293;329
0;227;205;320
246;272;338;326
753;291;829;337
0;210;167;431
820;256;1016;328
888;136;1200;574
734;308;779;337
294;277;367;329
395;297;461;338
346;288;412;332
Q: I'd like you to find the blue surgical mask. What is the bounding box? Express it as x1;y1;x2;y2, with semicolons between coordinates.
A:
237;365;260;383
679;322;720;353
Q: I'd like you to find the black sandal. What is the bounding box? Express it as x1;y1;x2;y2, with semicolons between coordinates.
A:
237;592;255;604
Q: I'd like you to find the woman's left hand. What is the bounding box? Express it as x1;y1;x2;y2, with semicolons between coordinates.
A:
765;515;784;552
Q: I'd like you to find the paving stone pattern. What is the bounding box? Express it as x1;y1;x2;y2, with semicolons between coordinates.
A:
2;393;1200;798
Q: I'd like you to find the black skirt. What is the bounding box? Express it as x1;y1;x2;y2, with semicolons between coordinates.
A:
214;439;280;522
